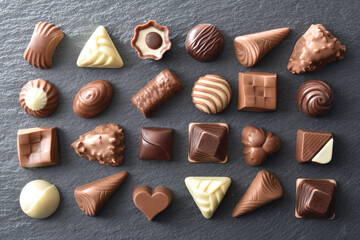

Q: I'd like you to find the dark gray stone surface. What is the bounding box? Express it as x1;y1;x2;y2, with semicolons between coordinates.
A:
1;0;359;239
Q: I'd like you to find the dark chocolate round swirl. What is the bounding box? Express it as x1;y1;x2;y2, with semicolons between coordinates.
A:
296;80;334;118
73;80;113;118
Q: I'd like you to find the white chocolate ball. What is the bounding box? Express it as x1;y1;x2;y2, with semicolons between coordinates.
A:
20;180;60;219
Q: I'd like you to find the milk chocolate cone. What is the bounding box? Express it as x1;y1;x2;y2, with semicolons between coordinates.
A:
232;170;283;217
234;28;290;67
74;171;128;216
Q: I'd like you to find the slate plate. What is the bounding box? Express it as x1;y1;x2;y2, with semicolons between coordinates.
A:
0;0;359;239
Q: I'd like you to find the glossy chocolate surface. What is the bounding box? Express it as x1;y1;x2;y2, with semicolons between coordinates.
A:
296;130;332;163
186;24;223;61
296;179;336;219
188;123;228;163
139;127;173;161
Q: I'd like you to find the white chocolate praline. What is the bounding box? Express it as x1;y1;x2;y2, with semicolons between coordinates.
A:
135;26;166;58
185;176;231;219
20;180;60;219
312;138;333;164
77;26;123;68
24;87;47;111
192;75;232;114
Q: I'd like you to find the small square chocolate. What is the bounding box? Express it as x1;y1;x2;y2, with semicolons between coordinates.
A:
139;127;173;161
238;72;277;111
188;123;229;163
295;178;336;219
17;127;59;167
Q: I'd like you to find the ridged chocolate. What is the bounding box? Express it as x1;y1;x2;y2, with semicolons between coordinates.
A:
192;74;232;114
133;185;173;221
71;124;125;166
74;172;128;216
296;179;336;219
19;79;59;118
188;123;228;163
186;24;224;61
234;28;290;67
241;126;281;166
296;80;334;118
288;24;346;74
139;127;173;161
232;170;283;217
131;69;183;118
73;80;113;118
296;130;332;163
24;22;64;69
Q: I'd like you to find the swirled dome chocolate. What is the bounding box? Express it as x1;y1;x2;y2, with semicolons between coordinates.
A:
73;80;113;118
296;80;334;118
20;79;59;118
186;24;224;61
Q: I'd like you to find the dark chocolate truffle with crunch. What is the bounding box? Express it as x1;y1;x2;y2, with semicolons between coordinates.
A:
186;24;224;61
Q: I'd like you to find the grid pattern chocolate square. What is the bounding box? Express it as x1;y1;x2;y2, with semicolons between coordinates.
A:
238;72;277;111
17;127;59;167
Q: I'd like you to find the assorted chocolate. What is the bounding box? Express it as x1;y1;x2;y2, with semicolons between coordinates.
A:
77;26;123;68
18;21;345;221
133;185;173;221
186;24;224;61
232;170;283;217
296;178;336;219
241;126;281;166
73;80;113;118
238;72;277;111
17;127;59;168
234;28;290;67
131;69;183;118
288;24;346;74
71;124;125;166
131;20;171;60
20;79;59;118
139;127;173;161
74;172;128;216
296;80;334;118
191;74;232;114
20;180;60;219
296;130;333;164
24;22;64;69
185;176;231;219
188;123;229;163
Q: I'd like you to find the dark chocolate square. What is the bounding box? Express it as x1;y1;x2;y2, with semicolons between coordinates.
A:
295;178;336;219
188;123;228;163
139;127;173;161
17;127;59;168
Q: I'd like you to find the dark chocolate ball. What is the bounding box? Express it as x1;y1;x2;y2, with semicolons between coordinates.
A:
146;32;163;49
185;24;224;61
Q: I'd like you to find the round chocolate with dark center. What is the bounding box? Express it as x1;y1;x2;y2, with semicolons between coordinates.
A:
186;24;224;61
145;32;163;49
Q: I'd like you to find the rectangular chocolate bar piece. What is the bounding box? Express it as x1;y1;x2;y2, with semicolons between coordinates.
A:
17;127;59;167
238;72;277;111
131;69;183;118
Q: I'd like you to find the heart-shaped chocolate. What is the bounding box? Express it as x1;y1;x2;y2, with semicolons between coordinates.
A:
133;185;173;221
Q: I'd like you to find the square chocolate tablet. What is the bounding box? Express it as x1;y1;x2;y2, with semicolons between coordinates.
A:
238;72;277;111
295;178;336;219
188;123;229;163
139;127;173;161
296;130;333;164
17;127;59;167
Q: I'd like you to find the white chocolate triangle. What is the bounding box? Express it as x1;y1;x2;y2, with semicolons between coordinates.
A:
311;138;333;164
77;26;123;68
185;176;231;219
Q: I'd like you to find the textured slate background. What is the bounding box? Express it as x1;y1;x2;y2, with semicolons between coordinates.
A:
1;0;359;239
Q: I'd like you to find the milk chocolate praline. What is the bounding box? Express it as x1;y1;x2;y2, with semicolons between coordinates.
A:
296;80;334;118
73;80;113;118
186;24;224;61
